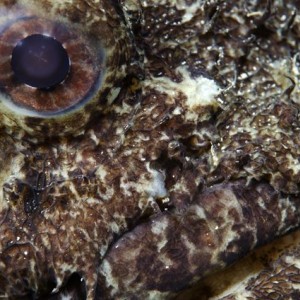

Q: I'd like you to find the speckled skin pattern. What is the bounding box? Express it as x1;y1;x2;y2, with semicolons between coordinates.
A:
0;0;300;299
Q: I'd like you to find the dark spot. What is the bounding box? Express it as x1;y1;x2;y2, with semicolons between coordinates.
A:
125;205;159;229
155;197;174;212
12;291;36;300
219;231;254;265
18;183;40;214
11;34;70;89
56;195;69;209
151;151;183;189
36;172;47;190
291;291;300;300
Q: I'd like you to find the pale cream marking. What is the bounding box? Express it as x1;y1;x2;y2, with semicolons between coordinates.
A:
175;1;203;23
151;217;168;235
286;153;300;175
120;162;167;200
145;67;220;113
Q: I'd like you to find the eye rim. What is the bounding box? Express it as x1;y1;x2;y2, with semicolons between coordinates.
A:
0;0;142;137
0;16;104;116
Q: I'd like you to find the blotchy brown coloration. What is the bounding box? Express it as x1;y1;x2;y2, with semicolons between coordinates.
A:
97;181;300;298
0;0;300;299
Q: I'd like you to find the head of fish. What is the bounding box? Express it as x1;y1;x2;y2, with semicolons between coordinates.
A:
0;0;300;299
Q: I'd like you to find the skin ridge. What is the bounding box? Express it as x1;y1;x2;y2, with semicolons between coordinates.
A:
97;181;300;298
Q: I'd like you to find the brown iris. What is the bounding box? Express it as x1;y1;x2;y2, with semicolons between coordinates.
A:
0;17;103;114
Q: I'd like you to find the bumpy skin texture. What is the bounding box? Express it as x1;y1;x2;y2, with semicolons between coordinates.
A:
0;0;300;299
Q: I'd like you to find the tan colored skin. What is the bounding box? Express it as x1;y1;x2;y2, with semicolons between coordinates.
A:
0;0;300;299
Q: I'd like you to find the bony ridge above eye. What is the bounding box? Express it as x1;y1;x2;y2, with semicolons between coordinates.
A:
0;0;139;137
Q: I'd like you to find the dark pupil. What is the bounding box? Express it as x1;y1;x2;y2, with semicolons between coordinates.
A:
11;34;70;89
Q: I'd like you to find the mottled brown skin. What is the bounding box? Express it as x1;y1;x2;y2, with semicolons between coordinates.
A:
0;0;300;299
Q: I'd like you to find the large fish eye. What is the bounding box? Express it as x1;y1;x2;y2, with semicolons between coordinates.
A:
0;16;102;114
0;1;140;136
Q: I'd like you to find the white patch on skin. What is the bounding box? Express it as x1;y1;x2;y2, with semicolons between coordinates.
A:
146;66;221;112
146;164;167;198
88;129;100;145
120;162;167;199
151;217;168;235
182;235;196;266
86;196;103;206
177;67;220;108
286;253;300;270
173;106;182;115
278;203;288;232
120;177;133;197
114;102;133;115
210;143;221;168
95;165;108;181
147;291;170;300
175;1;204;23
156;236;168;253
107;87;122;105
286;153;300;175
0;152;24;208
193;205;207;219
269;59;290;83
278;197;297;233
211;287;253;300
98;184;115;201
150;218;170;256
268;57;300;103
60;294;73;300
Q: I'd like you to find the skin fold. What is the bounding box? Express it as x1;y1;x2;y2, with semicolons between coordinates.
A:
0;0;300;299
